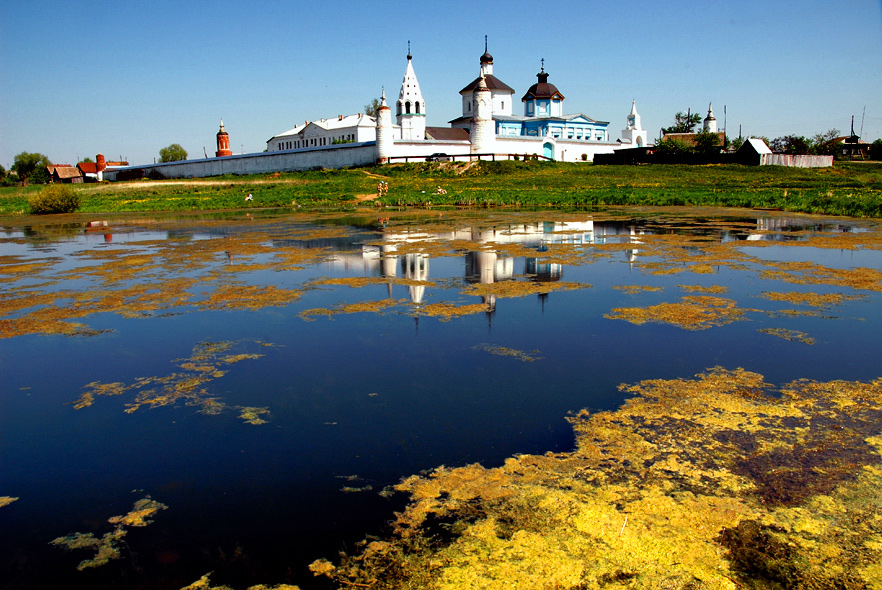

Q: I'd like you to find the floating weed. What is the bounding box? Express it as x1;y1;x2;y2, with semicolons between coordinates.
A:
0;496;18;508
238;406;271;425
314;368;882;589
418;302;490;320
180;571;302;589
51;496;167;571
761;290;863;307
473;344;542;362
200;284;304;311
299;298;404;320
461;280;590;299
612;284;663;295
758;328;815;344
73;340;270;423
605;295;751;330
679;284;728;294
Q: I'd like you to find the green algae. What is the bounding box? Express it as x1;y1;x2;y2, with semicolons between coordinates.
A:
472;344;542;362
72;340;271;423
312;368;882;590
605;295;753;330
0;496;18;508
758;327;815;345
51;496;167;571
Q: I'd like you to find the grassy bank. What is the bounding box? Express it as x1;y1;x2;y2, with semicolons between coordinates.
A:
2;161;881;217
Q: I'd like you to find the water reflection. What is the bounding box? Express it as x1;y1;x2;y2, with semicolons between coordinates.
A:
1;209;880;590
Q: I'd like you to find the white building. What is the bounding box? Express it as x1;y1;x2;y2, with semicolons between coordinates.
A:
267;112;378;152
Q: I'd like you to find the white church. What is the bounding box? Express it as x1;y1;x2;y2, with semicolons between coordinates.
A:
267;42;649;164
105;43;650;180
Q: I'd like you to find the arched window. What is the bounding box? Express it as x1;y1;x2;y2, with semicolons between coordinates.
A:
415;102;420;114
405;101;411;114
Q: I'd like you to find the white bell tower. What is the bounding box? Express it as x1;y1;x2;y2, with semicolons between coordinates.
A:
396;42;426;141
621;100;648;147
703;103;717;133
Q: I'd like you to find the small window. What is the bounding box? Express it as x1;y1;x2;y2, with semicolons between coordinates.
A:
405;101;411;114
416;102;420;114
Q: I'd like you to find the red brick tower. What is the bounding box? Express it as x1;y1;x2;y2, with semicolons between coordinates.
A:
216;120;233;157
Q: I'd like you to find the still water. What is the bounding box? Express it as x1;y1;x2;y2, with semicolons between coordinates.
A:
1;208;881;589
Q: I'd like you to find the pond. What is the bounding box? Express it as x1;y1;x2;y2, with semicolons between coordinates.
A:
1;208;881;589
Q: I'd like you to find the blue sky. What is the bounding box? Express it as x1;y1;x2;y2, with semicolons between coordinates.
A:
1;0;880;168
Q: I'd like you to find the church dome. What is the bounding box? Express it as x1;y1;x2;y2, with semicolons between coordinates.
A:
480;49;493;64
521;67;564;102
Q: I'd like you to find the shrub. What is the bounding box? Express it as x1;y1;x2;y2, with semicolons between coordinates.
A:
28;184;81;214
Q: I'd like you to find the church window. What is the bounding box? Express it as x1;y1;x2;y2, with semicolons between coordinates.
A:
501;101;504;110
568;129;574;139
405;101;411;114
416;102;420;114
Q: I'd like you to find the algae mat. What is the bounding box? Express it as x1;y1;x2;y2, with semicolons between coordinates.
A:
0;208;880;589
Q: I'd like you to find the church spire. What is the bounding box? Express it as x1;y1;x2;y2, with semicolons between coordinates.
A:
397;46;426;140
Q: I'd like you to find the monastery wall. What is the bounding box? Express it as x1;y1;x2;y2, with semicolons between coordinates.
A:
104;143;378;180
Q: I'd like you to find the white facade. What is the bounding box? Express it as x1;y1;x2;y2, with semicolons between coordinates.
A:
267;113;377;152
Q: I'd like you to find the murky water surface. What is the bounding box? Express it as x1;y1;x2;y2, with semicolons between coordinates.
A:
1;208;881;589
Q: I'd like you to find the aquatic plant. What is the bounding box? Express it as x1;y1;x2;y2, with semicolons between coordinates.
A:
605;295;752;330
472;344;542;362
51;496;167;571
312;368;882;589
0;496;18;508
72;340;270;424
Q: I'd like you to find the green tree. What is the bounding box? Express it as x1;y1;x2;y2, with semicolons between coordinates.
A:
159;144;187;163
653;137;693;156
11;152;51;181
729;136;745;151
693;130;722;156
364;97;381;118
662;111;702;134
28;166;51;185
871;139;882;160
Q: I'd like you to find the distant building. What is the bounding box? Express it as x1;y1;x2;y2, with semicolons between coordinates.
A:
48;165;83;183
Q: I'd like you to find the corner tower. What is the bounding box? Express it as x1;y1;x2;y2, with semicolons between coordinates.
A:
621;100;648;147
397;43;426;141
470;72;495;155
216;120;233;157
703;103;717;133
376;89;393;164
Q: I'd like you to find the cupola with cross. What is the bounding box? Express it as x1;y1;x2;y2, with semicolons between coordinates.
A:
522;60;564;118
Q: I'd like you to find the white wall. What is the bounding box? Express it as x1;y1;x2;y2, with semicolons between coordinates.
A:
104;143;378;180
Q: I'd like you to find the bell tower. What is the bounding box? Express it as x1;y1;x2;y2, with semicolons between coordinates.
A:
216;120;233;157
396;42;426;141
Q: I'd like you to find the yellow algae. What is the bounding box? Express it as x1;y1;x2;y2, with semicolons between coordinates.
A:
299;298;405;320
605;295;750;330
461;280;590;299
418;302;490;320
106;496;168;527
612;284;663;295
74;340;269;422
758;328;815;344
52;496;166;571
679;284;728;294
180;572;300;590
73;381;129;409
200;284;304;311
473;343;542;362
315;368;882;590
0;496;18;508
761;290;863;307
238;406;271;425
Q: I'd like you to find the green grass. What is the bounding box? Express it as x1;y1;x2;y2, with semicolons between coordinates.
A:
2;161;881;217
